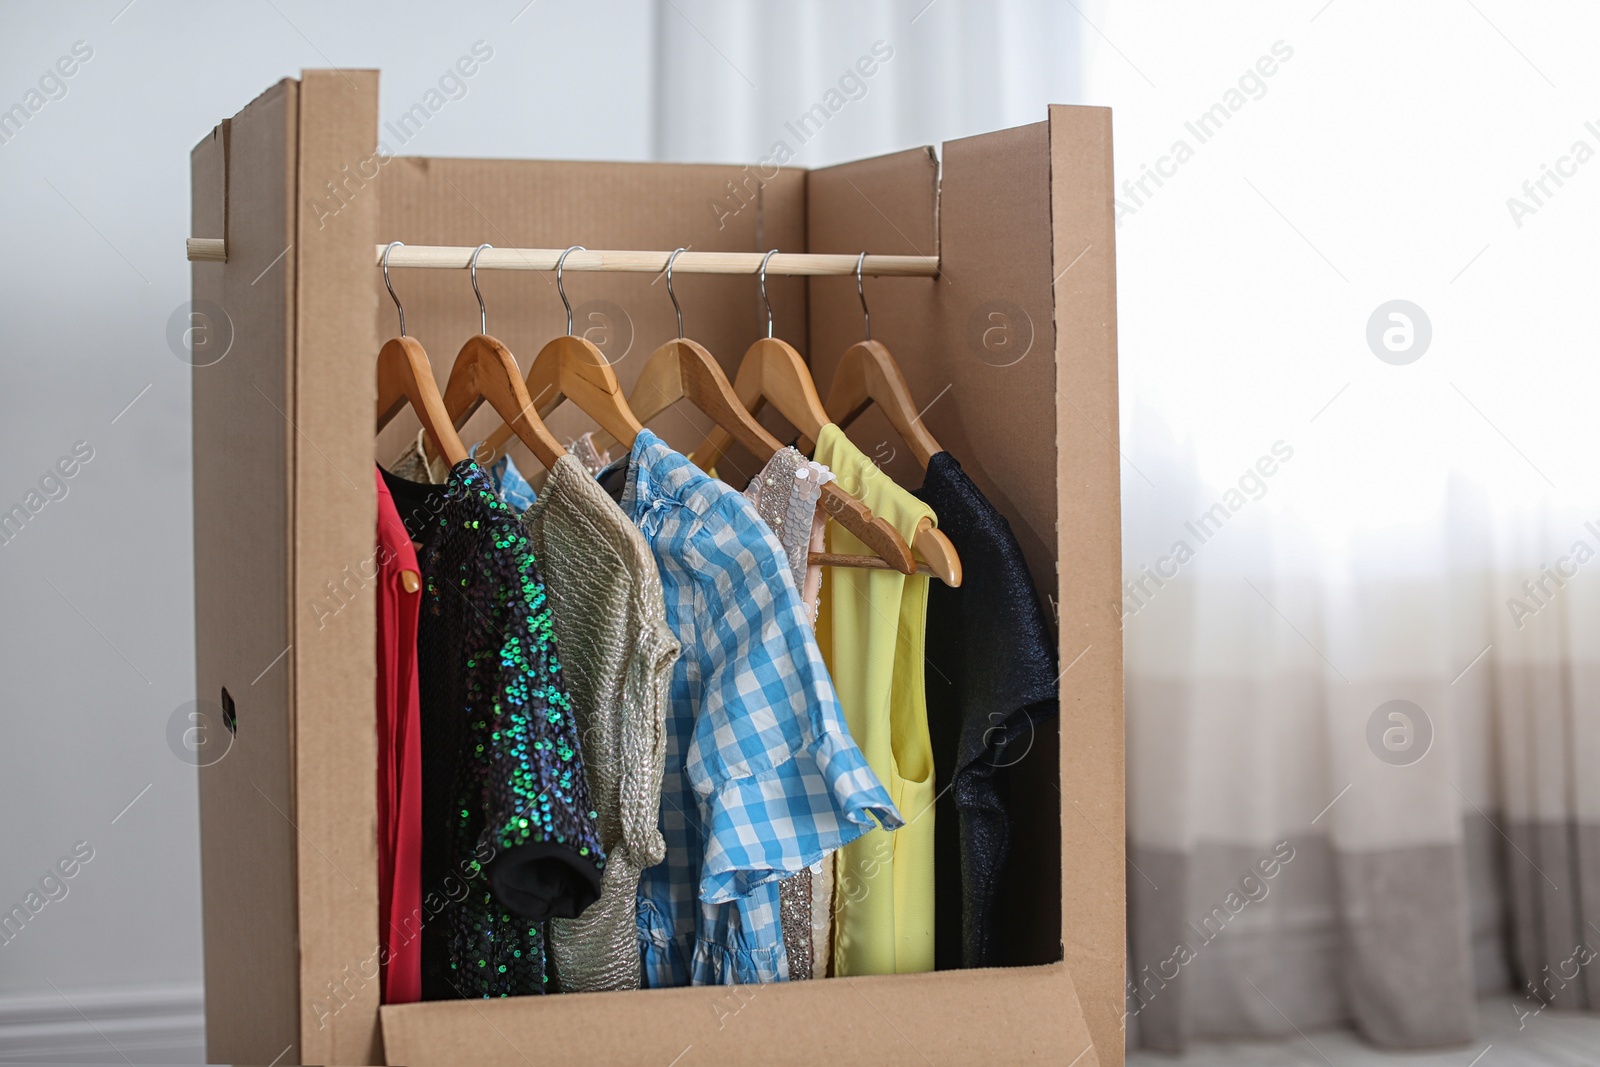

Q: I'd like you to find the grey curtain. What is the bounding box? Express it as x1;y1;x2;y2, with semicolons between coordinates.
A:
1124;471;1600;1050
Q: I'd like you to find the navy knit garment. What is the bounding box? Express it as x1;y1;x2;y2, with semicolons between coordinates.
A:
913;451;1060;969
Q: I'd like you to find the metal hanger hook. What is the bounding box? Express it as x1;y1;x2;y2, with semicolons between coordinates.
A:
666;247;687;338
469;244;492;334
383;241;407;337
556;245;585;335
856;251;871;341
759;248;779;339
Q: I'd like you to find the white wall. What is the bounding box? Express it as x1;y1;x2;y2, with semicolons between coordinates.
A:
0;2;1085;1060
0;1;656;1056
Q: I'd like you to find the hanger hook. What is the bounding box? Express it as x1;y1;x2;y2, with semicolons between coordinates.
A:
666;247;687;338
759;248;779;339
557;245;585;335
856;251;872;341
383;241;407;337
469;244;492;334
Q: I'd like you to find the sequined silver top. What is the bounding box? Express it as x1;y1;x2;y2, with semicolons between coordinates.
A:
567;431;613;478
742;446;836;979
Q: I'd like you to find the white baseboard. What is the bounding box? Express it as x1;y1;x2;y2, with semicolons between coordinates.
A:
0;983;204;1064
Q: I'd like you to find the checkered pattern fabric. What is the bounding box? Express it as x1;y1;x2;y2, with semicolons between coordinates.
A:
483;450;537;513
621;431;901;987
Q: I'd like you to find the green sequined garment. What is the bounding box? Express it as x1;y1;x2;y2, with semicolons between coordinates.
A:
383;460;606;999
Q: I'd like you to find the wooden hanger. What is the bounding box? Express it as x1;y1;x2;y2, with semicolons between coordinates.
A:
376;337;470;467
375;243;469;467
689;251;830;471
478;246;644;466
605;249;916;575
818;254;962;587
634;342;921;575
689;334;825;470
820;255;944;472
822;336;961;586
824;339;941;469
694;252;959;585
436;245;566;471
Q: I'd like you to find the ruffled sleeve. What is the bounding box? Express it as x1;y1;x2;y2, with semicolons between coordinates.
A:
698;729;900;902
684;494;901;906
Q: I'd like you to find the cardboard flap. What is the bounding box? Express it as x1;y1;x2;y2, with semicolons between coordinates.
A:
380;963;1098;1067
192;75;301;1067
1048;103;1125;1066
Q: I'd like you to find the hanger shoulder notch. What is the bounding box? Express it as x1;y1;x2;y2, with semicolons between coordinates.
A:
819;483;917;574
913;517;962;587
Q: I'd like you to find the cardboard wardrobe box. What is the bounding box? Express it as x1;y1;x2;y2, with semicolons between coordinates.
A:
189;69;1123;1066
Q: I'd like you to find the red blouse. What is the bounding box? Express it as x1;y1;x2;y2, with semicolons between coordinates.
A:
376;467;423;1003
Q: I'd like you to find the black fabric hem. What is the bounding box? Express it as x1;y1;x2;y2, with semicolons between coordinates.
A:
489;841;604;921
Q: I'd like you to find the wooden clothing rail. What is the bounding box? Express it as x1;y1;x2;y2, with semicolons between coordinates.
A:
184;238;939;277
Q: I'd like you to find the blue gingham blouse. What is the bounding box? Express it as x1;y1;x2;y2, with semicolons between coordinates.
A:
618;430;902;986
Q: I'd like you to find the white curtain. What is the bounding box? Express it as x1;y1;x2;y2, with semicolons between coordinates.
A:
1101;0;1600;1051
650;0;1086;169
649;0;1600;1051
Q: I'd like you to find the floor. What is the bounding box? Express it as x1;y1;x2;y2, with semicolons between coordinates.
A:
0;992;1591;1064
1128;996;1600;1066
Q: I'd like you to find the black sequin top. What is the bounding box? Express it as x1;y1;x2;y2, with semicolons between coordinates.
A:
913;451;1060;969
381;460;606;999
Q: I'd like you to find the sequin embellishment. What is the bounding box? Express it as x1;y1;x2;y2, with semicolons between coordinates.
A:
409;461;607;999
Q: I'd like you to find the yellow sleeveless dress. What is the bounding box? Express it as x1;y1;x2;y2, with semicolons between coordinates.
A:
813;424;937;975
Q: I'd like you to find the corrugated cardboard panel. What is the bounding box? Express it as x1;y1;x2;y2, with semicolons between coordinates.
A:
382;963;1095;1067
1049;104;1125;1066
807;115;1125;1057
934;122;1067;973
804;145;940;495
808;133;1056;606
191;79;301;1064
808;127;1066;968
291;69;384;1066
372;157;809;486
